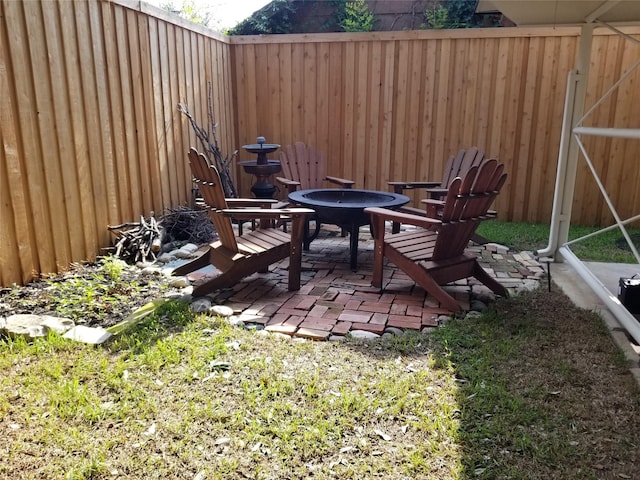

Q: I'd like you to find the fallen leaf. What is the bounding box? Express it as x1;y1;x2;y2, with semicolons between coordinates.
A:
374;429;391;441
142;423;156;436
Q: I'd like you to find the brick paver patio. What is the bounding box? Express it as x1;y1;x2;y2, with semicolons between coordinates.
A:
188;224;545;339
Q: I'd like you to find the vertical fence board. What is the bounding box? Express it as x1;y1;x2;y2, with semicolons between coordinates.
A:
1;0;35;285
366;41;382;190
19;1;63;272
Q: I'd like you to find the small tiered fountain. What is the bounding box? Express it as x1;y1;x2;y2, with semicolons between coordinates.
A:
239;136;282;198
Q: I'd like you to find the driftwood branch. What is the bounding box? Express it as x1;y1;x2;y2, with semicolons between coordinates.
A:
178;82;238;198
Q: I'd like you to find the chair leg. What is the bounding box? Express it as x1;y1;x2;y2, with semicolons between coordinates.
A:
410;268;463;312
192;269;246;297
473;261;508;296
172;249;211;276
370;216;386;289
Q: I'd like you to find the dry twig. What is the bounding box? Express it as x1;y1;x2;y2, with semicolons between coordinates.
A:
177;82;238;198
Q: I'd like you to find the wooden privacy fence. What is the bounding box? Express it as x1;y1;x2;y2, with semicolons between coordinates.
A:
231;28;640;228
1;0;640;287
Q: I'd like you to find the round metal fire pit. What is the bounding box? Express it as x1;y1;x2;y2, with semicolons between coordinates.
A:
288;188;410;270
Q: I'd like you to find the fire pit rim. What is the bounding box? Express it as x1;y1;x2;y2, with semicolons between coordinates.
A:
288;188;410;210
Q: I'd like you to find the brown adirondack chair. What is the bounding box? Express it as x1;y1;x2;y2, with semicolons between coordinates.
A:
388;146;486;234
388;146;485;200
366;158;508;312
172;148;314;297
276;141;355;194
276;141;355;239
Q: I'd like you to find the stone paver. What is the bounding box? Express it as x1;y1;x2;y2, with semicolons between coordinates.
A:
188;224;543;340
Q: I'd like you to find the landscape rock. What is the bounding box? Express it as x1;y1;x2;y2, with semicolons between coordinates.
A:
174;243;199;259
210;305;234;317
154;252;175;264
226;316;245;327
329;334;347;342
169;276;190;288
471;299;488;312
190;298;213;313
384;327;404;336
141;266;163;276
40;315;75;333
349;330;380;340
62;325;112;344
517;279;539;293
464;311;483;320
2;314;75;339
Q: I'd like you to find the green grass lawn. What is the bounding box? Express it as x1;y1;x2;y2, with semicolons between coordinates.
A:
476;220;640;263
1;224;639;479
1;290;639;479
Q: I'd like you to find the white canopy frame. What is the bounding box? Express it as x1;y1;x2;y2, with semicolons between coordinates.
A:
538;18;640;345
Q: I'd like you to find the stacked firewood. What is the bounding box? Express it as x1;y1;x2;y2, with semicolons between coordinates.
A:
107;207;216;264
107;215;163;264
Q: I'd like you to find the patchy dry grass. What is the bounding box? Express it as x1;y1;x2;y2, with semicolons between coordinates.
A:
1;285;638;479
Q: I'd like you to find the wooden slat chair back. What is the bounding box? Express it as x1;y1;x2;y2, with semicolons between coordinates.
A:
280;142;324;191
366;158;508;312
188;149;238;254
276;141;355;240
438;146;486;195
276;141;355;194
388;146;485;233
388;146;485;200
172;148;313;297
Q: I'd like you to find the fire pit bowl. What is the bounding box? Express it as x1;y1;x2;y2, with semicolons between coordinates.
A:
291;189;409;226
288;188;410;270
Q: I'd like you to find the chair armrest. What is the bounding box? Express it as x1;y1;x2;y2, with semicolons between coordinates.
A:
396;205;428;217
325;176;355;188
365;207;442;229
387;181;441;194
421;199;445;207
275;177;301;194
226;198;277;208
420;198;446;218
221;208;314;220
425;187;448;199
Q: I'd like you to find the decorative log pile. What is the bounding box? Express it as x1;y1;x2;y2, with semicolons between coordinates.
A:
108;215;163;264
107;207;217;264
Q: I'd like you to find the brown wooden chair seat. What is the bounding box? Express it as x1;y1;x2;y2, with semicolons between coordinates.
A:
172;148;314;297
366;158;508;312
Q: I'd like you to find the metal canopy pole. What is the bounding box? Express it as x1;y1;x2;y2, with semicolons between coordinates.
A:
539;24;594;260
